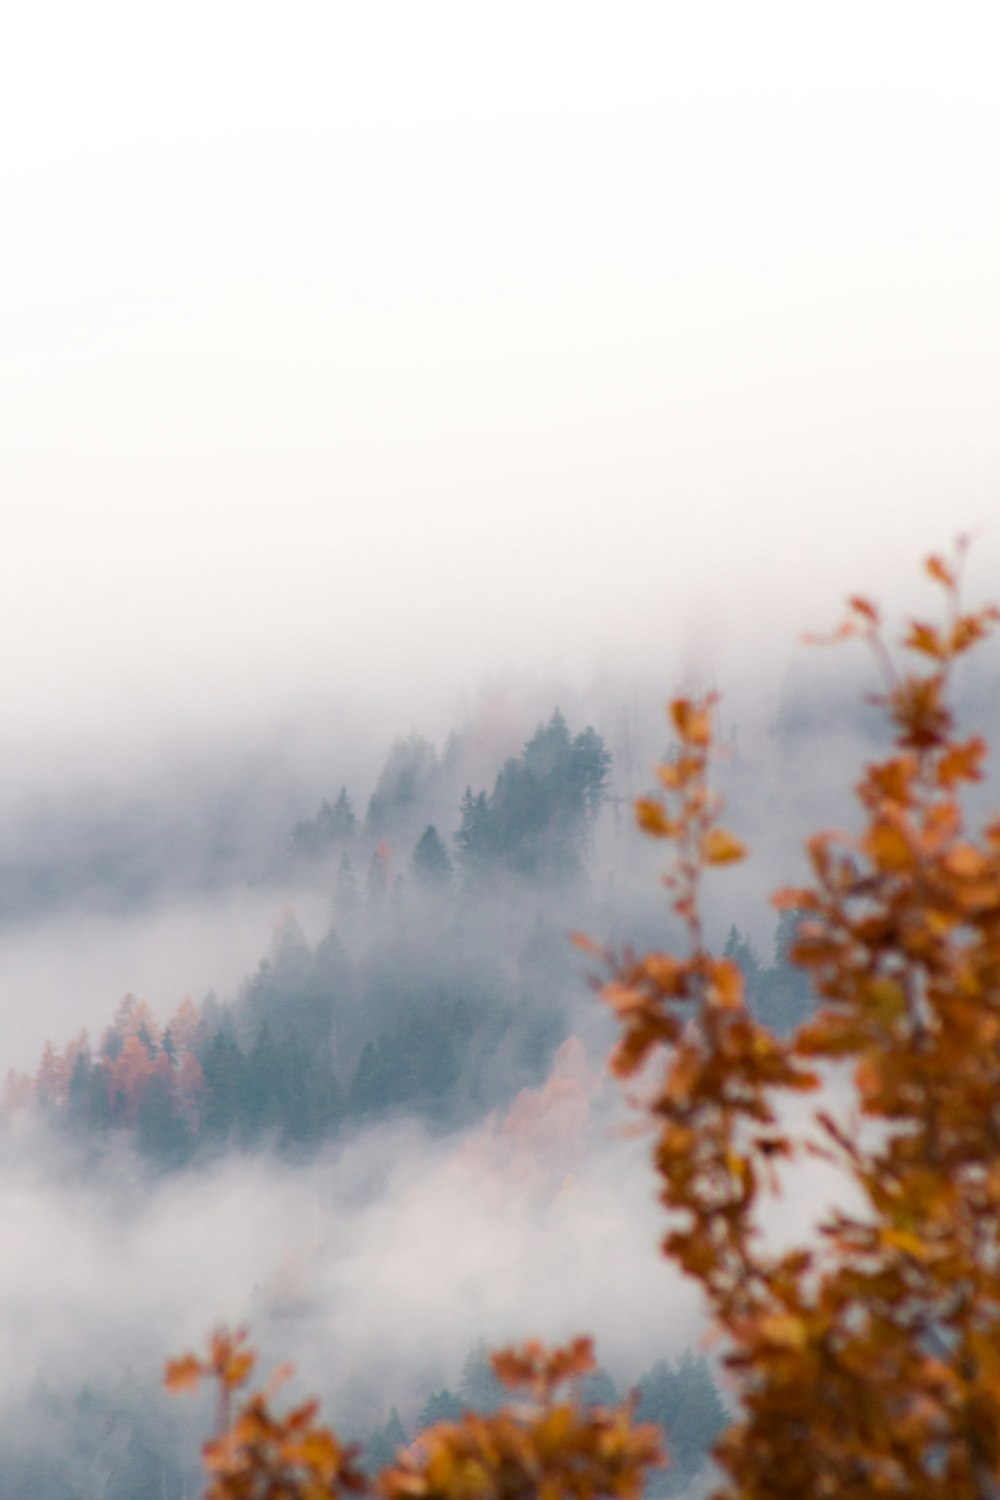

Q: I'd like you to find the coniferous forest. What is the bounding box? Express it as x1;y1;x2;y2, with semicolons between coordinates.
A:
3;637;997;1500
2;700;821;1499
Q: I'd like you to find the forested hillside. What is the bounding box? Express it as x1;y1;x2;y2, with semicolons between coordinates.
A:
3;707;815;1166
0;704;752;1496
7;654;991;1500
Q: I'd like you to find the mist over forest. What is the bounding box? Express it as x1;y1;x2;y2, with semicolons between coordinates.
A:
5;0;1000;1494
0;640;997;1498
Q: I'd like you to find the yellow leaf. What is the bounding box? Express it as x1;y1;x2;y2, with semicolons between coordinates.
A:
759;1314;808;1351
882;1227;931;1260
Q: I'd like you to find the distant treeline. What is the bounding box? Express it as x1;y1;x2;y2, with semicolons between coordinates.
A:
0;1336;727;1500
286;708;611;884
2;712;613;1163
2;707;812;1164
3;907;813;1171
0;706;612;924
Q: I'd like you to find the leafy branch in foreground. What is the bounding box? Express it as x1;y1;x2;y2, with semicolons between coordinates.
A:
168;1329;662;1500
599;542;1000;1498
166;1327;368;1500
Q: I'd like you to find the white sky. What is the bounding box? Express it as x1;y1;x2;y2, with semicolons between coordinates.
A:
2;1;999;759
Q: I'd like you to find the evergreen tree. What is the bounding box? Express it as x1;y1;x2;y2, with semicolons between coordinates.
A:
411;824;453;885
331;787;358;843
304;1045;343;1144
366;842;392;904
244;1024;283;1141
668;1351;728;1482
455;789;491;878
753;908;814;1034
334;852;359;915
458;1340;506;1413
288;790;357;865
289;802;333;863
366;734;439;838
417;1389;464;1429
570;724;613;822
348;1040;391;1117
67;1048;97;1128
200;1031;249;1141
577;1367;619;1409
636;1358;683;1437
455;712;611;881
136;1070;191;1169
364;1409;408;1474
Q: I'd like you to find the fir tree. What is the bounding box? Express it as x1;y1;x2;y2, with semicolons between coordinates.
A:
411;824;453;885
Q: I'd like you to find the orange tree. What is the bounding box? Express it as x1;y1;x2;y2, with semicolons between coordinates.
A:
171;547;1000;1498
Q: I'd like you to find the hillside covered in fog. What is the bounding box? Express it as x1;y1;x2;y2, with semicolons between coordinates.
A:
0;689;842;1500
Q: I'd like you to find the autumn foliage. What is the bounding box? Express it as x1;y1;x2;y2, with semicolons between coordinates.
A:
166;1328;368;1500
168;1328;662;1500
171;547;1000;1498
602;544;1000;1497
7;994;207;1134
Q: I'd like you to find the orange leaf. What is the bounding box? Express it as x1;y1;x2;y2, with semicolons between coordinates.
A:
758;1314;808;1351
772;886;812;911
569;932;603;958
708;959;743;1009
635;799;677;838
925;553;955;587
864;820;913;872
937;738;986;787
670;698;712;747
164;1355;202;1394
904;622;946;659
848;595;879;624
701;829;746;865
944;843;989;879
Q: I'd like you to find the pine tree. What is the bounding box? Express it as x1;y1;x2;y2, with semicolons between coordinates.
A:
455;788;491;877
334;851;359;915
411;824;453;885
331;787;358;843
458;1340;506;1413
417;1389;464;1429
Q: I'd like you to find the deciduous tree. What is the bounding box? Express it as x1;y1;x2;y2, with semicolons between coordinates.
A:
598;543;1000;1498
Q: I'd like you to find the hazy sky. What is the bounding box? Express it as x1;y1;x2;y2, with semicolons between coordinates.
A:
2;1;998;760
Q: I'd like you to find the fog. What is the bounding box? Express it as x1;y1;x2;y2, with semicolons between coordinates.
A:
0;1077;696;1419
0;626;996;1071
2;5;999;1493
1;2;998;766
0;628;995;1496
